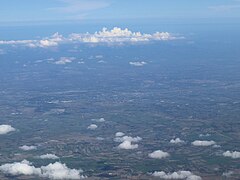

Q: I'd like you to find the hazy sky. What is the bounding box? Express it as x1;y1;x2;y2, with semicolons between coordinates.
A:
1;0;240;23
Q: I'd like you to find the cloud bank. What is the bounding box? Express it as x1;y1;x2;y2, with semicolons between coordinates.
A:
148;150;170;159
152;170;201;180
0;160;85;179
0;125;16;135
223;151;240;159
191;140;216;147
0;27;179;48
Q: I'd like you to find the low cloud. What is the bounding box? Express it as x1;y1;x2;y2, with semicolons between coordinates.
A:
0;33;64;48
0;160;85;179
115;135;142;150
0;125;16;135
92;117;105;122
191;140;216;147
118;140;138;150
129;61;147;67
152;170;201;180
114;135;142;143
223;151;240;159
19;145;37;151
170;138;184;144
87;124;98;130
0;27;180;48
115;132;125;137
222;171;233;178
148;150;169;159
54;57;76;65
38;154;59;160
69;27;176;44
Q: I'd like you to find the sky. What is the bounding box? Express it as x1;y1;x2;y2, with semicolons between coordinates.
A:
0;0;240;24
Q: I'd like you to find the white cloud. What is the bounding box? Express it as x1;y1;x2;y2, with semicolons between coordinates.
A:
170;138;184;144
39;154;59;160
0;160;85;179
115;134;141;150
118;140;138;150
19;145;37;151
222;171;233;178
0;33;63;48
114;135;142;143
0;27;179;48
148;150;170;159
87;124;98;130
40;161;84;179
213;144;221;148
92;117;105;122
191;140;216;147
70;27;176;44
0;160;41;176
54;57;76;65
115;132;125;137
152;170;201;180
96;137;104;141
0;125;16;135
129;61;147;67
223;151;240;159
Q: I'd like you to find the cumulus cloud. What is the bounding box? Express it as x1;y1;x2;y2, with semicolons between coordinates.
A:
19;145;37;151
69;27;176;44
54;57;76;65
223;151;240;159
87;124;98;130
114;135;142;143
115;135;141;150
0;160;85;179
152;170;201;180
148;150;170;159
0;33;63;48
129;61;147;67
170;138;184;144
115;132;125;137
0;27;179;48
191;140;216;147
0;125;16;135
118;140;138;150
31;33;64;48
39;154;59;160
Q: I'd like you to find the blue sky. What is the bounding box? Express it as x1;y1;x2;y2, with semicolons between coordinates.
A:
0;0;240;23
